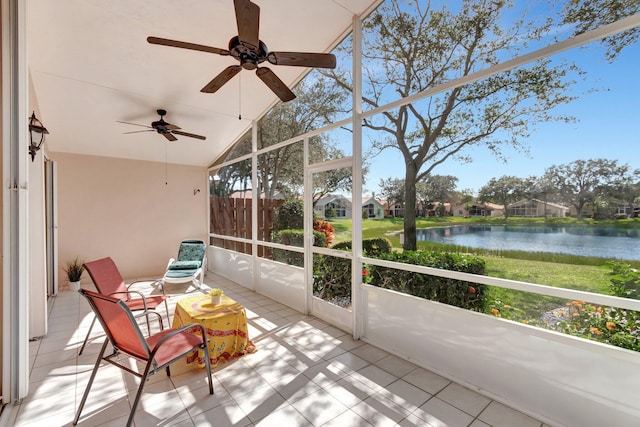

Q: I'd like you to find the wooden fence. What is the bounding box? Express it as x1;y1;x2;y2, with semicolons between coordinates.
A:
210;197;283;255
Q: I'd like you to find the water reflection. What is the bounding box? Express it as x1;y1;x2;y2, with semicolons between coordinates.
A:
416;225;640;260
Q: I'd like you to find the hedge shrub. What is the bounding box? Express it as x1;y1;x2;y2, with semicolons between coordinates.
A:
332;237;392;257
314;238;393;299
272;229;326;266
369;251;486;311
273;199;304;231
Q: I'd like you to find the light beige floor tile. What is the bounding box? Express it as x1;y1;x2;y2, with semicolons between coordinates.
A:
351;394;405;427
323;378;373;408
350;365;397;392
190;399;252;427
374;354;417;378
322;409;374;427
327;351;370;374
233;383;287;422
414;397;474;427
254;404;313;426
402;367;451;395
469;419;492;427
436;382;491;417
350;344;390;363
478;401;542;427
377;379;431;412
271;373;322;404
291;388;349;426
302;360;347;389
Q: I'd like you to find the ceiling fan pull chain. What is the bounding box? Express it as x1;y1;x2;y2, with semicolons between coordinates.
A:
165;141;168;186
238;72;242;120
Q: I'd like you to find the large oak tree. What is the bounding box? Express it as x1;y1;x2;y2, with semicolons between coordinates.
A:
326;0;581;249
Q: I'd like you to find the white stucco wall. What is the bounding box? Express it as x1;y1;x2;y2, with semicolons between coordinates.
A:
53;152;208;282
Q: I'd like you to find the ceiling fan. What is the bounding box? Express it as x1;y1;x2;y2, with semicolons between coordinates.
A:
118;109;206;142
147;0;337;102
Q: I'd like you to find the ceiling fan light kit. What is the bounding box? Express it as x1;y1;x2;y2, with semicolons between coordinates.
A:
147;0;337;102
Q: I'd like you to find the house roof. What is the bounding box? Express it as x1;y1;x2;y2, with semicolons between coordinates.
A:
27;0;381;167
509;199;569;210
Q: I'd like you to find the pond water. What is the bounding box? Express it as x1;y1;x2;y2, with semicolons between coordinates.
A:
416;225;640;261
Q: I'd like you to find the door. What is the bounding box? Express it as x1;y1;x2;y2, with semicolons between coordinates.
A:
45;159;58;296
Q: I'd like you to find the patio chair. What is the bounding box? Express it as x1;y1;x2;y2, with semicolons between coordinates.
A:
73;289;213;427
78;257;170;355
162;239;207;289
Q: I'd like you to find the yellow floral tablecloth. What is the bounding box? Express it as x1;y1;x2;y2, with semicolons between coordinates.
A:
172;294;256;368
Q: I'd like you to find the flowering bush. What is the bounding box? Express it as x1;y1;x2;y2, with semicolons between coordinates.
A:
558;300;640;352
313;219;335;247
362;265;372;284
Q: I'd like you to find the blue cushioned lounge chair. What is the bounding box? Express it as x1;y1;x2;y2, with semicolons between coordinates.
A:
162;239;207;289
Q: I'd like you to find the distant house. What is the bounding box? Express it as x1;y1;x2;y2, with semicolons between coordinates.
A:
452;202;504;217
381;200;404;217
362;197;385;219
315;195;385;219
420;202;452;217
314;195;352;219
507;199;569;217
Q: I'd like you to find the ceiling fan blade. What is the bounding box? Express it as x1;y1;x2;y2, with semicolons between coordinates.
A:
201;65;242;93
267;52;337;68
173;130;207;141
164;123;181;131
234;0;260;49
163;132;178;142
117;120;152;129
147;36;229;56
256;67;296;102
122;130;154;135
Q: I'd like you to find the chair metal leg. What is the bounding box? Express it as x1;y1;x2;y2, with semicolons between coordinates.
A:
163;299;170;329
73;339;109;425
126;360;155;427
78;316;97;355
202;340;214;395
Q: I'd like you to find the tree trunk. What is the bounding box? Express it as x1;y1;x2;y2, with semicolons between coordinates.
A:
403;164;418;251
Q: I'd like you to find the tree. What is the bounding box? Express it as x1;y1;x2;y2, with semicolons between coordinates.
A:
416;175;458;215
379;177;405;217
609;168;640;218
523;174;559;218
252;77;348;199
325;0;580;249
544;158;630;219
561;0;640;62
478;175;525;218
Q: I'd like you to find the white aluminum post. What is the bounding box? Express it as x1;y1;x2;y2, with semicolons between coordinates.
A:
303;137;312;314
251;121;258;292
2;0;30;402
351;14;364;339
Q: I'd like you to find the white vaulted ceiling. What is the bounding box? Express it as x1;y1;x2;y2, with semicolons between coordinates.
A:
27;0;380;166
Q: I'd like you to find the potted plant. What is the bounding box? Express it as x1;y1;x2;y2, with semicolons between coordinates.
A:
209;288;223;305
64;257;85;291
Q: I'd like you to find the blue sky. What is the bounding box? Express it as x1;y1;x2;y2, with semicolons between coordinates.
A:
358;3;640;195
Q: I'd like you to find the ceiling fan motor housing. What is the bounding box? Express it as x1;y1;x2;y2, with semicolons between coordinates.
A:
229;36;267;70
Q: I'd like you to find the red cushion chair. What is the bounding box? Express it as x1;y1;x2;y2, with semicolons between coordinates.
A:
73;289;213;426
78;257;169;355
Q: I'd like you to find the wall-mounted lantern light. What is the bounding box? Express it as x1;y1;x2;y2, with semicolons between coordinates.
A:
28;111;49;162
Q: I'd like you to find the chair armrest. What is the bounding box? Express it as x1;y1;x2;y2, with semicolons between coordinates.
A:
148;323;208;357
109;289;149;311
166;258;176;269
133;310;164;331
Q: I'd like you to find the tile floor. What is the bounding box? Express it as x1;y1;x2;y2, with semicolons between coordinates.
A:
8;273;549;426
